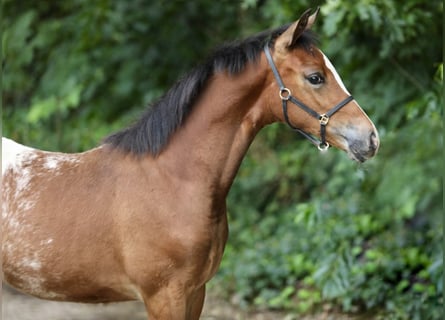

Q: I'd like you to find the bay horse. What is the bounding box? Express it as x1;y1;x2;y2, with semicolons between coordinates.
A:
2;8;379;320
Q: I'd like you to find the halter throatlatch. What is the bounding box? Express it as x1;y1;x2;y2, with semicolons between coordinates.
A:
264;42;354;150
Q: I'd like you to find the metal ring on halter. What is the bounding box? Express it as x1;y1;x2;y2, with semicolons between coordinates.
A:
318;142;330;151
279;88;291;101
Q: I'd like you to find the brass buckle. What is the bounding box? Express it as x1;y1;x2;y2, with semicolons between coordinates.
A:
319;114;329;125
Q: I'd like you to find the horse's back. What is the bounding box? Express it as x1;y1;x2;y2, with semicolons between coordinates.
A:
2;137;36;175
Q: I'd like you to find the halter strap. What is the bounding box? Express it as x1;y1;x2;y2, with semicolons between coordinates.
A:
264;42;354;150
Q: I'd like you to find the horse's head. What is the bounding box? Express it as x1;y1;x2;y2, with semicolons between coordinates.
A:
264;8;379;162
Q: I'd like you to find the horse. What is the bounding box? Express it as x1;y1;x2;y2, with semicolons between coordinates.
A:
2;8;379;320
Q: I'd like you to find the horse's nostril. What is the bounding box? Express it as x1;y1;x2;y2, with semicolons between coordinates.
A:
370;132;379;151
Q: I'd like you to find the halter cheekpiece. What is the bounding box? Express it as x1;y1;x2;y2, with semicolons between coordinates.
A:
264;41;354;150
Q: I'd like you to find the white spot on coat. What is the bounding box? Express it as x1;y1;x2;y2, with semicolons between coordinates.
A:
2;137;35;175
44;157;59;170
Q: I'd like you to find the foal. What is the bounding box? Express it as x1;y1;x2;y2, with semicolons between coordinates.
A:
2;9;378;319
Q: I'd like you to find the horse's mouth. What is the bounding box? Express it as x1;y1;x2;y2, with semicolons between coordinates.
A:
346;140;378;163
347;150;368;163
331;129;378;163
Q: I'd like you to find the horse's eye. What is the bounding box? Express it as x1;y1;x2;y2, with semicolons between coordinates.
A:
306;73;325;85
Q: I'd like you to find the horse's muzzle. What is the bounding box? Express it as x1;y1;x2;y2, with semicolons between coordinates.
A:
347;130;379;163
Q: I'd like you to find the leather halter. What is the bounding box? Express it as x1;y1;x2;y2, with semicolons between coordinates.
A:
264;42;354;150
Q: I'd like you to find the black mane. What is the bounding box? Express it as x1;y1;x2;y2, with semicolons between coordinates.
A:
103;26;317;156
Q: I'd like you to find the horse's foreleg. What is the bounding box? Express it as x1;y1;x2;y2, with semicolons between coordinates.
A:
143;285;206;320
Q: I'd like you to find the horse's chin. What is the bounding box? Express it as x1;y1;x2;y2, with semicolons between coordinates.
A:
346;150;368;163
328;140;374;163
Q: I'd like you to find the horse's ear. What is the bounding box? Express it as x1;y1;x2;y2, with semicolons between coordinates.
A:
278;7;319;49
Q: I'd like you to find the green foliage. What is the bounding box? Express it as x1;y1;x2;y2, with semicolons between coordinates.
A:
3;0;443;319
2;0;243;151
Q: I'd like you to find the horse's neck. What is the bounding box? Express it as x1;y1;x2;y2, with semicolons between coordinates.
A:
157;62;270;199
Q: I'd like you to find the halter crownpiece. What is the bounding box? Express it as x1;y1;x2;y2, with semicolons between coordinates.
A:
264;41;354;151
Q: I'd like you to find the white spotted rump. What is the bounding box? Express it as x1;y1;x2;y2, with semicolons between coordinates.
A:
2;137;82;299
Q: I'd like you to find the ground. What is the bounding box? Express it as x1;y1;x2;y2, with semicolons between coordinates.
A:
2;285;361;320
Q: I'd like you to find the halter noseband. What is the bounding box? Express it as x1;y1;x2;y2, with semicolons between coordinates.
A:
264;42;354;150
